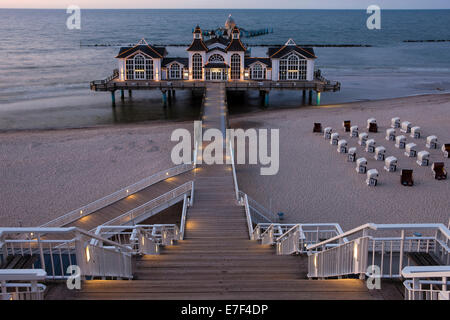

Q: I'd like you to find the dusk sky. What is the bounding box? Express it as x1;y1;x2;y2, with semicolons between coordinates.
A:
2;0;450;9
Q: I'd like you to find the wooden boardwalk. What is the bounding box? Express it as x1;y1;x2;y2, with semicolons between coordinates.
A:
46;83;387;300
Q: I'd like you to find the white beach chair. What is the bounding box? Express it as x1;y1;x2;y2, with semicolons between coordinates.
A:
324;127;332;140
395;135;406;149
374;146;386;161
337;139;348;153
386;128;396;141
348;147;357;162
416;151;430;166
405;143;417;157
384;156;397;172
356;157;367;174
367;118;376;129
391;117;400;128
400;121;412;133
350;125;359;138
330;132;339;145
366;169;379;186
426;135;438;149
410;126;421;139
365;139;376;153
442;144;450;158
358;132;368;146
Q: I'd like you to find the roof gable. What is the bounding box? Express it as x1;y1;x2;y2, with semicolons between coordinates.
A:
187;38;208;52
226;38;246;52
116;39;166;59
269;44;316;59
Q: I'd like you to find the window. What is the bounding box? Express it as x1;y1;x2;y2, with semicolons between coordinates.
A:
192;54;203;80
279;53;307;80
126;59;134;80
208;54;224;63
145;58;153;80
169;63;181;79
251;63;265;80
134;55;145;80
231;54;241;80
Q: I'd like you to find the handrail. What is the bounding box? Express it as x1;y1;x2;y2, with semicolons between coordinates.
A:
242;194;253;239
92;181;193;229
402;266;450;278
40;163;195;228
180;194;189;240
307;223;450;251
238;191;276;223
228;140;240;201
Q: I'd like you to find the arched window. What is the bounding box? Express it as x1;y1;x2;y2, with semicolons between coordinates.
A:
230;54;241;80
208;54;224;63
192;54;203;80
125;54;153;80
169;63;181;79
251;63;265;80
279;53;307;80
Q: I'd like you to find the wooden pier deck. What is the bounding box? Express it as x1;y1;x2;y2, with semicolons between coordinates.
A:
44;83;389;300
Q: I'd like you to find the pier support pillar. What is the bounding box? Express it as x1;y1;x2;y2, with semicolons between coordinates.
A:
111;91;116;106
128;90;132;98
264;91;269;107
172;90;176;99
168;90;172;105
162;91;167;107
308;90;313;105
316;91;321;106
120;89;124;100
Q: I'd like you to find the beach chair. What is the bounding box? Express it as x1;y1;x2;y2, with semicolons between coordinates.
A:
350;125;359;138
426;135;438;149
391;117;400;128
401;121;412;133
401;169;414;186
348;147;357;162
368;122;378;133
374;146;386;161
358;132;368;146
313;123;323;133
343;120;351;132
356;157;367;174
386;128;396;141
405;143;417;157
395;135;406;149
367;118;376;129
337;139;348;153
366;169;379;186
431;162;447;180
330;132;339;145
442;144;450;158
384;156;397;172
365;139;376;153
324;127;332;140
410;126;421;139
416;151;430;166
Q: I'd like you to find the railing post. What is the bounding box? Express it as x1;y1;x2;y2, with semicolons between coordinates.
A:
37;234;46;272
399;230;405;276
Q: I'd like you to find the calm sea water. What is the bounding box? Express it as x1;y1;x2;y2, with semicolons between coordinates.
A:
0;9;450;130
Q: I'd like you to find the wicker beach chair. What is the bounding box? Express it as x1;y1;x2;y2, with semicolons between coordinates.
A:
431;162;447;180
368;122;378;133
313;123;322;133
442;144;450;158
401;169;414;186
343;120;351;132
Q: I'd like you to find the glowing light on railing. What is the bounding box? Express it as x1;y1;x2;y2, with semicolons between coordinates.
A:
126;189;129;193
353;242;358;260
166;172;169;176
80;210;83;215
141;236;145;246
314;254;318;268
85;245;91;262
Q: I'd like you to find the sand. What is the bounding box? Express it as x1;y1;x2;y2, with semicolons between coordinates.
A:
0;93;449;231
231;93;450;230
0;121;193;227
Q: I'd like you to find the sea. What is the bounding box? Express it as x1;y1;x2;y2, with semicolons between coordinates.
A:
0;9;449;130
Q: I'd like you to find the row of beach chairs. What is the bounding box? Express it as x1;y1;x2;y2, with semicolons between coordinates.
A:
313;119;448;186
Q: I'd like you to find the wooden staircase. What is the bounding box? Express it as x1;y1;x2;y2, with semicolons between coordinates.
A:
45;83;383;300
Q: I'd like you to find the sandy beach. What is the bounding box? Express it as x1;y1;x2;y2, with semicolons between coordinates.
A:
1;93;449;230
232;93;450;230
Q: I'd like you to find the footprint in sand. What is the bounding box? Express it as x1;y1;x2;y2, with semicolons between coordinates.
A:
147;146;159;152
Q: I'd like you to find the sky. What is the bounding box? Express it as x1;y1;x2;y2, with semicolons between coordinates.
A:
1;0;450;9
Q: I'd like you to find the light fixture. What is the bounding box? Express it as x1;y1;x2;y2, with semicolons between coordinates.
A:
353;242;358;260
85;245;91;262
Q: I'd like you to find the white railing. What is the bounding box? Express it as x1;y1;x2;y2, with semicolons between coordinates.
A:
402;266;450;300
92;181;194;229
40;164;195;228
239;191;275;223
228;140;240;201
242;194;254;238
0;269;47;300
306;223;450;279
253;223;345;254
0;227;133;280
179;194;189;240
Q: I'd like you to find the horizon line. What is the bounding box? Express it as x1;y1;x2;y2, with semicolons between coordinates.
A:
2;8;450;10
